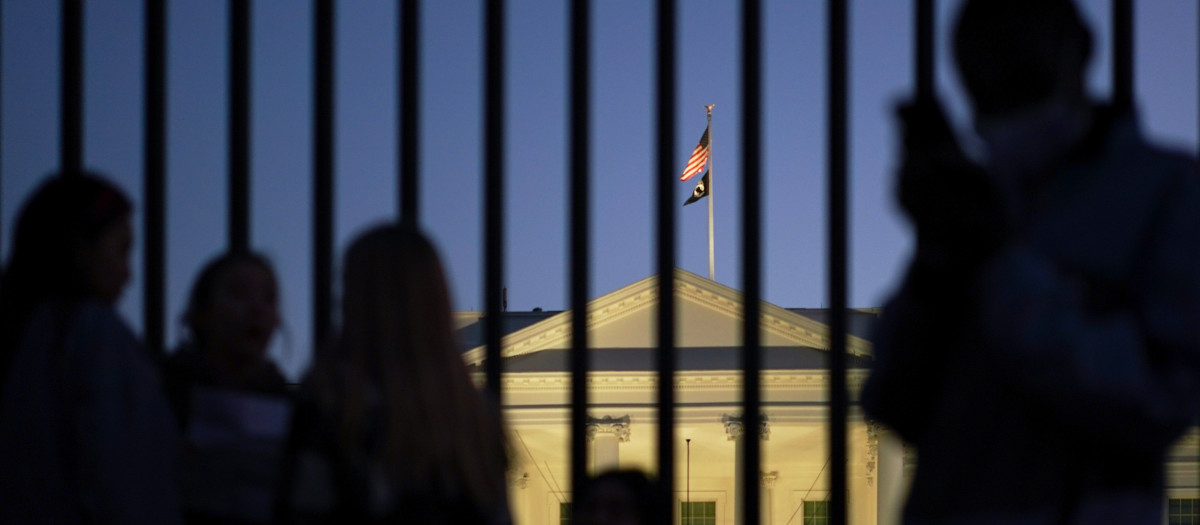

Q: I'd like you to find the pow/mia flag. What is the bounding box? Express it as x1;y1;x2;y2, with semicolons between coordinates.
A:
684;171;710;206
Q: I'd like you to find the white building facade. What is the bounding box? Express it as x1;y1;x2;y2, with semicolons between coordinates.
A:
458;269;1199;525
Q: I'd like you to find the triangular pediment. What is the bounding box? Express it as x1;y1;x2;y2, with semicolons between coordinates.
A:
462;269;872;365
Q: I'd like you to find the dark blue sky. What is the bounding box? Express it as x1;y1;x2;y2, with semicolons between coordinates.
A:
3;0;1197;378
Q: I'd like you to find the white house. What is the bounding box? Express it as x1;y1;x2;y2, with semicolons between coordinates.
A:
456;268;1199;525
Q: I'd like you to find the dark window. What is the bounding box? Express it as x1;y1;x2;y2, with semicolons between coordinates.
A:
1170;498;1200;525
560;502;572;525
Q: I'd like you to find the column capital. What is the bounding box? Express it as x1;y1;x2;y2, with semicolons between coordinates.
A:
721;413;770;441
760;470;779;489
586;415;632;442
510;471;530;490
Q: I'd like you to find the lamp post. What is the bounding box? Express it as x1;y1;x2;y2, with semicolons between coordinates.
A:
686;438;691;525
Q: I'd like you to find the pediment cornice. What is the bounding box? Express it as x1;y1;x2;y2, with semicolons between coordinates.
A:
493;370;870;395
462;268;873;365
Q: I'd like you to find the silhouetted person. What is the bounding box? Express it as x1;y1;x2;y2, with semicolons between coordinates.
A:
0;173;183;523
277;224;511;524
167;252;288;405
165;251;291;524
576;470;668;525
863;1;1200;523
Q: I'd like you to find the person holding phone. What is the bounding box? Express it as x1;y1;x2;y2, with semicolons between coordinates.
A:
863;1;1200;523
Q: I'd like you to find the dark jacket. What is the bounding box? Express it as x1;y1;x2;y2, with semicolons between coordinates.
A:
0;300;183;524
276;383;511;525
164;345;292;524
863;108;1200;524
163;343;290;427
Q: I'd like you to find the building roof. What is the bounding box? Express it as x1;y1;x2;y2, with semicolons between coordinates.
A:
468;345;873;373
455;310;559;349
457;269;876;373
786;308;880;340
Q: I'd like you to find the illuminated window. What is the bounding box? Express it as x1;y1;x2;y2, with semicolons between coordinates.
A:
1170;498;1200;525
803;500;829;525
680;501;716;525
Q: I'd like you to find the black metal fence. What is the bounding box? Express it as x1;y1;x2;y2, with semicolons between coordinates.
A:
0;0;1188;523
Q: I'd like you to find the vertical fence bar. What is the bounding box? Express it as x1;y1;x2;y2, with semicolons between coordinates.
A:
827;0;849;523
654;0;677;520
915;0;934;100
144;0;166;357
568;0;591;513
61;0;83;173
483;0;505;401
229;0;250;250
740;1;762;524
1;1;4;254
399;0;419;226
313;0;334;352
1113;0;1133;109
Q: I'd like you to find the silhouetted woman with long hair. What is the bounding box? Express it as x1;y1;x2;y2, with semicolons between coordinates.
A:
0;173;182;523
280;224;510;524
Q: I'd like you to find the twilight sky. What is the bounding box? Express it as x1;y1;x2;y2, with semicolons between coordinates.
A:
2;0;1197;379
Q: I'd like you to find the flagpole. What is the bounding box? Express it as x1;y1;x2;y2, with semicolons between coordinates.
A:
706;104;715;280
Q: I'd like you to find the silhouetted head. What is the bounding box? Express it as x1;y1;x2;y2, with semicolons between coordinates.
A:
1;172;133;378
322;223;508;513
3;172;132;306
339;223;455;368
953;0;1093;119
577;470;666;525
183;251;279;368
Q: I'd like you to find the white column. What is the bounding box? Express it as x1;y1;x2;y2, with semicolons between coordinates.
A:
724;414;769;525
593;433;619;472
873;424;904;525
586;415;631;474
509;470;530;525
723;415;745;525
761;471;779;525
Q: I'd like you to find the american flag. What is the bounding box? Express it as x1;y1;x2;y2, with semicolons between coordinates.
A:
680;125;710;181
